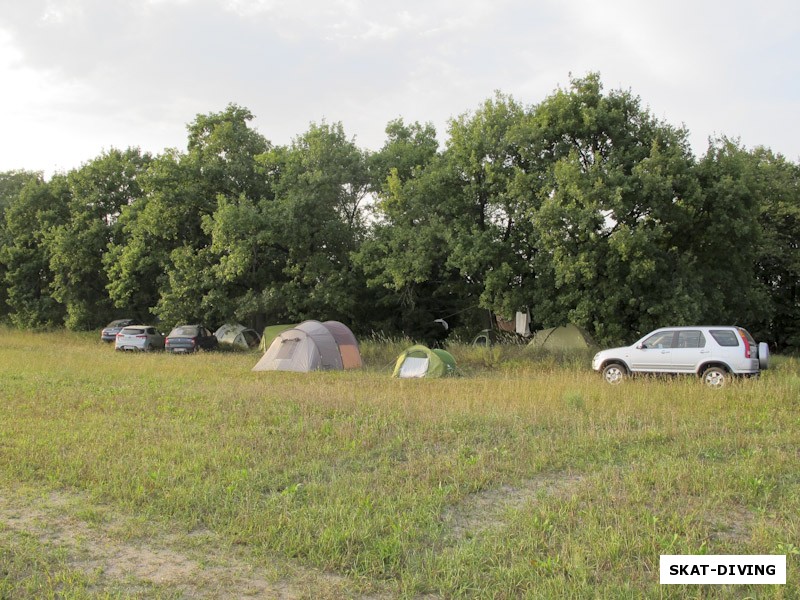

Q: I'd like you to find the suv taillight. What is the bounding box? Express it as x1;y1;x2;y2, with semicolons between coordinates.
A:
738;329;751;358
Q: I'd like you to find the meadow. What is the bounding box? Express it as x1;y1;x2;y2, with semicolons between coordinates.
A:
0;327;798;599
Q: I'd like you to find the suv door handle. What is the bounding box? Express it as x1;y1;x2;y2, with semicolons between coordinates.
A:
700;350;711;354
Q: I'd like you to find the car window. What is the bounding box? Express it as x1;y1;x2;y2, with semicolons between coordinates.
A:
643;331;674;349
710;330;739;347
171;326;198;336
121;327;145;335
676;330;705;348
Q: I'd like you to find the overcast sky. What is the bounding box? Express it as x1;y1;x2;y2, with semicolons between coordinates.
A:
1;0;798;177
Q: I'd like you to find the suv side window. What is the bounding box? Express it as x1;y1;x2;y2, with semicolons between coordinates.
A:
676;330;705;348
710;330;739;347
643;331;675;349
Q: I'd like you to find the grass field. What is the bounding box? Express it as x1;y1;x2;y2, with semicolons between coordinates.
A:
1;327;798;599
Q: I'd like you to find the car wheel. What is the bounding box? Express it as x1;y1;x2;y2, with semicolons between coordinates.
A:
602;363;626;385
702;366;728;388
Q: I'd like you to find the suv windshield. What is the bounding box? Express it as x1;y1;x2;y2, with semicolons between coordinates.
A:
120;328;145;335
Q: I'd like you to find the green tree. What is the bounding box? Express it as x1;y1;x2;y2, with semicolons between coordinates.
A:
749;147;800;349
368;118;439;191
105;105;271;327
521;74;702;342
104;149;198;322
1;175;69;328
251;122;370;324
0;170;42;321
692;138;769;329
442;93;536;323
356;117;489;340
47;148;151;329
356;156;472;340
200;192;285;330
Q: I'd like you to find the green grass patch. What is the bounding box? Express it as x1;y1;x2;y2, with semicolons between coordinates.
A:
1;327;798;598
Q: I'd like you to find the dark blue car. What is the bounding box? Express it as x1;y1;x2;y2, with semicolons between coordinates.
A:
165;325;219;354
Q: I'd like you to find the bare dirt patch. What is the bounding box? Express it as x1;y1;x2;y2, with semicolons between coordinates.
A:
441;472;585;540
0;485;386;599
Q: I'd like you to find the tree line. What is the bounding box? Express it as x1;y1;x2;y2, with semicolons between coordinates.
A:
1;74;798;349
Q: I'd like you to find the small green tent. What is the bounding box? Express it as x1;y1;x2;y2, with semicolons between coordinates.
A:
471;329;520;346
258;324;297;352
392;345;457;378
214;323;261;350
472;329;498;346
528;324;595;351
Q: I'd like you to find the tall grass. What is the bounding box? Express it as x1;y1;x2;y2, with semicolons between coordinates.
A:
0;327;798;598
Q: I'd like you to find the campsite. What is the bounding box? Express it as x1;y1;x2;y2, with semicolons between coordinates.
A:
1;327;798;598
1;72;798;598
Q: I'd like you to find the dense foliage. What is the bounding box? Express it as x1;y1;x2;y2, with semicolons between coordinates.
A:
1;75;798;349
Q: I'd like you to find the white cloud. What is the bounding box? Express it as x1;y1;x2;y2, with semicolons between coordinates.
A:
0;0;798;175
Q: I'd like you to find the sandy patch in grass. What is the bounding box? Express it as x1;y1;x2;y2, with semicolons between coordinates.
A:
0;485;387;599
442;472;586;540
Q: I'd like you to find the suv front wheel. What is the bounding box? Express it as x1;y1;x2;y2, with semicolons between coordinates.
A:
602;363;626;385
702;366;728;388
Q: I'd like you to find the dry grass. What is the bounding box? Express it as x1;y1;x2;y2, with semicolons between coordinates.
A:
1;327;798;598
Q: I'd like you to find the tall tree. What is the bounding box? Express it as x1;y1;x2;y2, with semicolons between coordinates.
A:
749;147;800;349
105;105;271;326
0;170;42;322
521;74;702;342
356;119;484;339
47;148;151;329
692;138;769;328
442;93;536;322
252;122;370;324
1;175;69;328
368;118;439;191
356;155;470;339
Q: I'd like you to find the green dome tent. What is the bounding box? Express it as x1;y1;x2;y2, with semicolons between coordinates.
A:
471;329;520;346
472;329;498;346
392;345;456;378
214;324;261;350
528;324;595;351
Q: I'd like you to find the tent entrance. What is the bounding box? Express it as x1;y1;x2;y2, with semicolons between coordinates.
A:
398;357;429;378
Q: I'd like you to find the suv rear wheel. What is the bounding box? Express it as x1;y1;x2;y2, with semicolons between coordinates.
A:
602;362;626;385
702;366;728;388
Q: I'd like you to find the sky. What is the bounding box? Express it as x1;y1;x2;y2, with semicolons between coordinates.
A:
1;0;798;177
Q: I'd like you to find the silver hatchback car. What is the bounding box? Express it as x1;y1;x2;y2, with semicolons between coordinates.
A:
115;325;166;352
592;326;769;387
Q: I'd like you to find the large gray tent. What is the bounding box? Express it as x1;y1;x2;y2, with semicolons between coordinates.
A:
322;320;362;369
252;320;362;372
295;320;343;370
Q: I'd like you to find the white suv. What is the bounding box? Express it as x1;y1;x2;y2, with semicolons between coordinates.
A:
592;326;769;387
115;325;165;352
